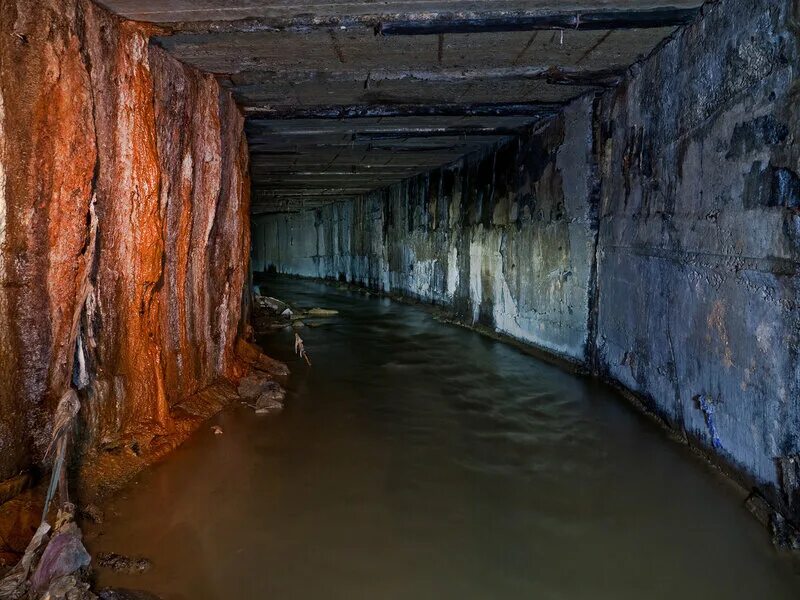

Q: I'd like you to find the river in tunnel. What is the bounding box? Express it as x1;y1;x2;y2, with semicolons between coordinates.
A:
87;277;800;599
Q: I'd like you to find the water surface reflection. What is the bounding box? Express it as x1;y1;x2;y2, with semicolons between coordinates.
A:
91;278;799;599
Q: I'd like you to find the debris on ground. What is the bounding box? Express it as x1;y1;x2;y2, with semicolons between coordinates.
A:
257;381;286;405
235;359;288;415
0;504;94;600
236;340;290;378
96;553;152;575
29;521;91;594
252;292;337;336
237;374;268;400
242;289;334;415
210;426;223;435
242;379;286;416
255;295;289;313
0;520;50;599
294;333;311;366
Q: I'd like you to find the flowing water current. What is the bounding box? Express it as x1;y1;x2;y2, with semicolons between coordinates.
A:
89;277;800;599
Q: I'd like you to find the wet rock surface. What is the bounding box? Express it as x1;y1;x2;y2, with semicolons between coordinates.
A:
236;374;277;401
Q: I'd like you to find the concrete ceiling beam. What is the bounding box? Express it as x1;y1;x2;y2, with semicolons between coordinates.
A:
228;65;625;87
377;7;702;35
243;103;559;119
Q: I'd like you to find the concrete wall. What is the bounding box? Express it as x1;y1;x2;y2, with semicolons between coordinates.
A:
252;97;599;364
252;0;800;528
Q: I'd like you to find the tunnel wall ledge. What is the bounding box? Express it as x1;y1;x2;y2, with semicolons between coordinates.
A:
252;0;800;542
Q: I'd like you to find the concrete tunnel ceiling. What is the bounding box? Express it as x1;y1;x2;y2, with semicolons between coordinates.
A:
99;0;705;214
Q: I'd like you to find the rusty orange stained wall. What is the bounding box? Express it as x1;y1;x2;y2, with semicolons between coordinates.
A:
0;0;251;482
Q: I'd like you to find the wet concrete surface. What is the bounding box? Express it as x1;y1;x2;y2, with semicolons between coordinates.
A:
88;277;800;599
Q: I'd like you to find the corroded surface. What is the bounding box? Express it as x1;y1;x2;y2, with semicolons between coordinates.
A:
0;0;250;498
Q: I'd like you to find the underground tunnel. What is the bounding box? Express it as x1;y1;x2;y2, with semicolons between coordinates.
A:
0;0;799;597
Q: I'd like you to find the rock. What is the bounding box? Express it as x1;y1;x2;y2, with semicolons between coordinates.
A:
237;374;272;400
292;321;305;329
255;399;283;415
236;340;290;378
256;296;289;313
262;381;286;400
307;308;338;317
96;552;152;575
280;308;293;318
210;426;223;435
255;382;286;408
253;381;286;415
29;531;91;594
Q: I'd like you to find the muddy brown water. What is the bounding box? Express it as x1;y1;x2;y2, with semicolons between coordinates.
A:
88;277;800;599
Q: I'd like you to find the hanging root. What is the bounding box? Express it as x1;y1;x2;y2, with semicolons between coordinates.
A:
294;333;312;366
